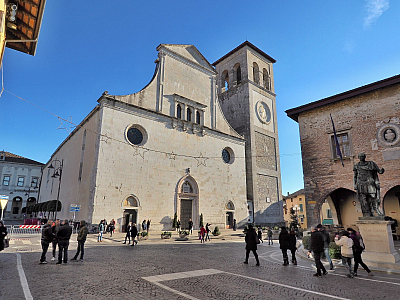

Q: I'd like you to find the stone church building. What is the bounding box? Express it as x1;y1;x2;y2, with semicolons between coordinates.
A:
39;42;283;231
286;74;400;235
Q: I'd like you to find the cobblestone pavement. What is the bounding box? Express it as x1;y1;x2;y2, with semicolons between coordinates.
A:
1;232;400;300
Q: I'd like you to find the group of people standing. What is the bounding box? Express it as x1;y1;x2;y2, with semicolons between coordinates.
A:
175;219;194;234
123;222;138;246
199;222;212;243
40;219;88;264
142;219;151;232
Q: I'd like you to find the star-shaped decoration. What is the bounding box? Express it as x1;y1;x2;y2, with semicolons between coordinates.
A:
195;152;208;167
167;151;176;160
57;116;76;134
101;133;111;144
132;146;147;159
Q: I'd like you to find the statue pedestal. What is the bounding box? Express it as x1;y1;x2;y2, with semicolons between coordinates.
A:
356;219;400;264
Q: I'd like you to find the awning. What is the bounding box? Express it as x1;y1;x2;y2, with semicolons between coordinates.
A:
322;219;334;225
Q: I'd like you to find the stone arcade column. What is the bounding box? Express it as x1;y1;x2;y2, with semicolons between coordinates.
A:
356;219;400;265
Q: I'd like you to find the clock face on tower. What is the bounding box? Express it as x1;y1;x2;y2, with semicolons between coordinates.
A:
256;101;271;124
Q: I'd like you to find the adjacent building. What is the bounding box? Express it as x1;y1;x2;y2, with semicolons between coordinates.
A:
0;0;46;66
38;42;283;231
286;74;400;234
0;151;43;221
283;189;307;229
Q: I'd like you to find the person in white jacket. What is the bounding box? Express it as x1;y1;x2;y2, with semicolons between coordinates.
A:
335;230;354;278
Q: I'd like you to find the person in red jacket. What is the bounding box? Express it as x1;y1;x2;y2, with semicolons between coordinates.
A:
200;225;206;243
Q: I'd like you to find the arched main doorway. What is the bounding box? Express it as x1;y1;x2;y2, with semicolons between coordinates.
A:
383;185;400;236
122;195;140;232
226;201;235;228
176;175;199;230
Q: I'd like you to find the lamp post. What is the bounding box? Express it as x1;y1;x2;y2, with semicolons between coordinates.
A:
48;159;63;220
24;179;39;219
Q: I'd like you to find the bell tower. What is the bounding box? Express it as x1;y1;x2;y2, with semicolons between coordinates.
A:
213;41;283;225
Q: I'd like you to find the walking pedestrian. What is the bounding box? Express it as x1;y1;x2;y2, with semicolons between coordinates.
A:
188;219;193;234
257;227;263;243
0;220;8;252
131;223;138;246
233;219;237;231
51;219;60;261
335;230;354;278
267;228;273;245
123;222;132;244
288;228;297;265
98;220;105;242
56;219;72;264
200;225;206;243
317;224;334;270
205;223;211;241
279;227;290;266
71;220;88;262
243;224;260;266
347;228;373;277
39;220;54;264
176;220;181;232
147;220;151;233
109;219;115;237
142;220;147;232
308;226;328;277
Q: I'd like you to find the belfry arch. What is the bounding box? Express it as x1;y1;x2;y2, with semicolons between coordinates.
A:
176;175;199;230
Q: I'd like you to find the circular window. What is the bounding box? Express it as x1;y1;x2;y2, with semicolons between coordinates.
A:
126;125;147;146
222;147;234;164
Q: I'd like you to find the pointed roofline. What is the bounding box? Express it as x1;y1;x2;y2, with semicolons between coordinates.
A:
212;41;276;66
156;44;216;74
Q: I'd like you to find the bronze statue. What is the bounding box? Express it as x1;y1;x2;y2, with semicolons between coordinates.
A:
353;153;385;217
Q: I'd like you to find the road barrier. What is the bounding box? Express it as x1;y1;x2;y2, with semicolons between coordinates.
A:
7;225;43;236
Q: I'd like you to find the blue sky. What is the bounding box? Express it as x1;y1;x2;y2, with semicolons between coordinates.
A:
1;1;399;195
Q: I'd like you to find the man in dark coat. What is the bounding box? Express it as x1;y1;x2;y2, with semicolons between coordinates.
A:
308;225;327;277
188;219;193;234
131;223;138;246
279;227;290;265
40;220;54;264
244;224;260;266
56;219;72;264
71;220;88;261
123;222;132;244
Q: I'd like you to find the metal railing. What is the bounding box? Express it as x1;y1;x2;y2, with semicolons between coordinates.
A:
6;225;43;236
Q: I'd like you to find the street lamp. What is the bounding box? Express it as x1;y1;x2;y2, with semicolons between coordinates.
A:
48;159;63;220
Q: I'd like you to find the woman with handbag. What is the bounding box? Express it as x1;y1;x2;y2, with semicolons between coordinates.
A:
0;220;8;251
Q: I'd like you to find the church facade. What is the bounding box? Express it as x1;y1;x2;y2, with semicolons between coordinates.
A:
39;42;283;231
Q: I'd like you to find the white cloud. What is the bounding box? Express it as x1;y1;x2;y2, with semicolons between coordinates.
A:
364;0;390;28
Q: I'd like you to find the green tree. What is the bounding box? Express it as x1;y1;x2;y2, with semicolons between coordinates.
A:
289;207;300;230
